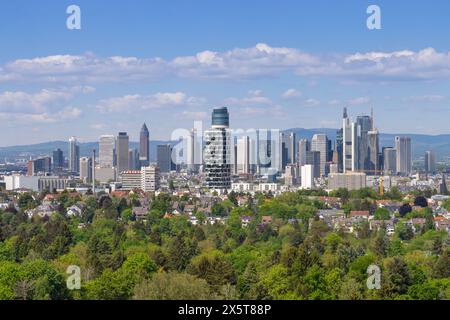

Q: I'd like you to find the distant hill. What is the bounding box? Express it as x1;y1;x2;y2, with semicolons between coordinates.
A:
0;140;175;162
1;129;450;162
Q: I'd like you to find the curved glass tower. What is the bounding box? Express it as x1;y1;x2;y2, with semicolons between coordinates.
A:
204;107;231;191
211;107;229;128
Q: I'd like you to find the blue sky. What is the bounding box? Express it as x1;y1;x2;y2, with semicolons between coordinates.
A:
1;0;450;146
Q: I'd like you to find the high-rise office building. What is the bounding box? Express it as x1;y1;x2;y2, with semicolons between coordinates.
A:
285;163;299;186
187;128;201;174
79;157;93;183
27;157;52;176
286;132;296;164
297;139;310;166
335;129;343;172
342;108;354;172
301;165;314;189
68;137;80;174
424;150;436;174
342;108;376;174
368;129;380;173
305;150;321;178
99;135;115;168
311;134;328;176
157;144;173;173
116;132;129;175
383;147;397;175
204;107;232;190
139;123;150;167
395;136;412;176
128;148;140;170
355;115;372;171
237;136;251;174
52;148;64;171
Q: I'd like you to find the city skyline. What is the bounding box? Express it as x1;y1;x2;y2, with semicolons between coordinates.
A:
2;1;450;146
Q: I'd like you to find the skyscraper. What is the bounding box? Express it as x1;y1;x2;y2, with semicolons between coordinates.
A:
368;129;380;173
383;147;397;175
129;148;140;170
52;148;64;171
311;134;328;176
424;150;436;174
335;129;343;172
187;128;202;174
355;115;372;171
283;132;296;164
99;135;115;168
139;123;150;166
68;137;80;174
27;157;52;176
297;139;310;166
395;136;412;176
237;136;251;174
342;108;354;172
157;144;173;173
204;107;232;190
80;157;93;183
116;132;129;175
305;150;321;178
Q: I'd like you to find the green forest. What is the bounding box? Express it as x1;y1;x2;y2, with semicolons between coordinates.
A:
0;189;449;300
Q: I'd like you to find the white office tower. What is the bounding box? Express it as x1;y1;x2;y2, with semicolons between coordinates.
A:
287;132;296;164
79;157;92;183
204;107;232;190
237;136;251;174
395;136;412;176
298;139;310;166
116;132;129;175
383;147;397;175
68;136;80;174
141;165;160;192
311;133;328;176
255;129;283;179
99;135;115;168
424;150;436;174
285;164;299;186
187;128;202;174
301;165;314;189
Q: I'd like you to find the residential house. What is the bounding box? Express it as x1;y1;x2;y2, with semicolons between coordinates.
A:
66;203;86;217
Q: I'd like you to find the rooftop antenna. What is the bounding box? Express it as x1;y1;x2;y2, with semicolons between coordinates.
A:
371;107;374;130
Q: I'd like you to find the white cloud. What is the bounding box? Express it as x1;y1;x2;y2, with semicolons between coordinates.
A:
348;96;371;106
403;95;446;102
0;89;73;114
0;107;82;124
304;98;320;107
96;92;205;113
328;99;341;106
282;88;302;99
90;123;107;130
178;111;208;120
1;45;450;84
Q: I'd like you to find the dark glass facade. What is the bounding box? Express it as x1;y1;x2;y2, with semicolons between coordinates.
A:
211;107;229;127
